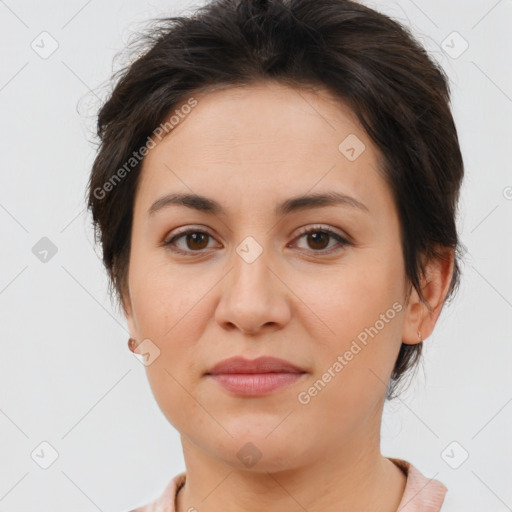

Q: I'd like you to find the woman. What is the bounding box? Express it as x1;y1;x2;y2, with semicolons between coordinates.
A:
87;0;464;510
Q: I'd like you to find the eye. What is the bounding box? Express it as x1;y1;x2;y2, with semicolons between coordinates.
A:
163;224;351;256
290;225;351;254
163;228;219;255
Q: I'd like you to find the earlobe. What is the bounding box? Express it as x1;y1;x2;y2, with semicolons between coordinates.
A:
401;247;455;345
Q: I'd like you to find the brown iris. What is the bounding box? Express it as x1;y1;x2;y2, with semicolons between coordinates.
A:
185;232;209;250
306;231;330;251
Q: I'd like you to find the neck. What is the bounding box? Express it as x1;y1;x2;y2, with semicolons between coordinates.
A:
175;434;406;512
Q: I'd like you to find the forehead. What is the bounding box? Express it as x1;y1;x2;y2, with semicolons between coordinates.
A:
136;81;388;215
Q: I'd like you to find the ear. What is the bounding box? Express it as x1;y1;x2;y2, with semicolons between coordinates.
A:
121;289;138;340
401;246;455;345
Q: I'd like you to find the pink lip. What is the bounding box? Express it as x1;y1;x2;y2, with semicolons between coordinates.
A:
206;356;306;375
205;356;307;397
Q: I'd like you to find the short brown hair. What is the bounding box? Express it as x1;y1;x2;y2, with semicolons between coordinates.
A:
86;0;465;399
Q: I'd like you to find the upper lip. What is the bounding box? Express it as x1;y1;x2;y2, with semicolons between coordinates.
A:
205;356;306;375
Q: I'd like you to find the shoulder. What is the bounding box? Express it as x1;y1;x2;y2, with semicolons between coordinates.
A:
126;472;186;512
389;458;447;511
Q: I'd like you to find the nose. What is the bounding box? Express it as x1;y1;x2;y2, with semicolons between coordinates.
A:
214;248;292;335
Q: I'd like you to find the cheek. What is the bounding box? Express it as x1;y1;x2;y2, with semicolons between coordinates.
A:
300;252;405;385
129;251;203;332
130;263;211;431
294;274;404;428
305;253;403;335
128;248;216;359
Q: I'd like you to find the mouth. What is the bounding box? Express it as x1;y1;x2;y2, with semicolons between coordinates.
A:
205;356;307;397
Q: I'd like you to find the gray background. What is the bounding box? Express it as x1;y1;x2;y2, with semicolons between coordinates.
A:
1;0;511;510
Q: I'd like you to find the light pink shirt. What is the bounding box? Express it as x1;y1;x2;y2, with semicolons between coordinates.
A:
130;458;447;512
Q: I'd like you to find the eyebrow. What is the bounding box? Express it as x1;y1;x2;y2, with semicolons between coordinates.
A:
147;191;370;217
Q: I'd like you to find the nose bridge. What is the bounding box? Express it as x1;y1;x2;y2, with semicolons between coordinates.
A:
215;235;291;333
229;220;274;291
232;238;271;296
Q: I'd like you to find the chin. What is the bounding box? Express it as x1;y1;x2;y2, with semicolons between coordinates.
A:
213;433;306;473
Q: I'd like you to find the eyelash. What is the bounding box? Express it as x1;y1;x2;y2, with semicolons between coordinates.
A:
163;225;351;256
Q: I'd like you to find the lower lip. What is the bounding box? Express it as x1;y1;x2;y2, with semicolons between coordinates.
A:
207;373;305;396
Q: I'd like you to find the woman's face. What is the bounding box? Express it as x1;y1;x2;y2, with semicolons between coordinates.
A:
124;81;414;471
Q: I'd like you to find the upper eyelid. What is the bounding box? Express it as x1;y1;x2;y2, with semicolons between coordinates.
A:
166;224;347;240
166;225;216;242
294;224;347;237
165;224;350;250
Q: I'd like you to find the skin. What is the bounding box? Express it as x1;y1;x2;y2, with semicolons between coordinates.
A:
123;81;454;512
